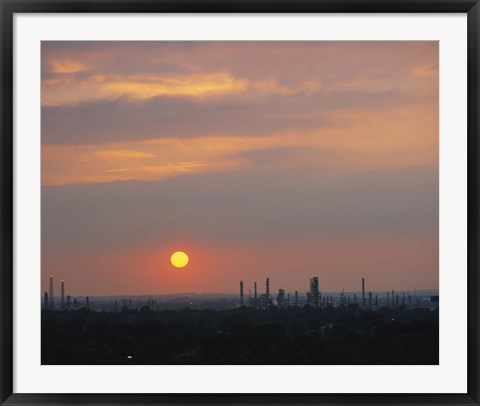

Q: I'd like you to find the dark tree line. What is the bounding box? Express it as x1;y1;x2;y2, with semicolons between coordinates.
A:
42;305;439;365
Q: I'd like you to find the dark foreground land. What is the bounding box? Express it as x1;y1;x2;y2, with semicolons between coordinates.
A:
42;305;439;365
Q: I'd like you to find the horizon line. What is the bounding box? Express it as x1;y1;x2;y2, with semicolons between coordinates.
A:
40;288;440;298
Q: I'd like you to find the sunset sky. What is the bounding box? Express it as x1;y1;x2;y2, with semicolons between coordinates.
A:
41;41;438;296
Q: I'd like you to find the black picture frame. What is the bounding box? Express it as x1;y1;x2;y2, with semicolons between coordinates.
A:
1;1;479;405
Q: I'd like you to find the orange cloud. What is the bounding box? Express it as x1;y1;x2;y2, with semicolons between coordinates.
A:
49;59;88;74
141;161;209;174
95;150;157;159
105;168;128;173
102;72;249;99
42;69;324;106
251;77;322;95
410;64;438;78
41;102;437;187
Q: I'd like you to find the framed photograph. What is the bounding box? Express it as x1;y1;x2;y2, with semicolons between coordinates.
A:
1;1;479;405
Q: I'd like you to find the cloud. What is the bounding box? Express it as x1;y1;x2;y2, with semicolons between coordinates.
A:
49;59;89;74
41;86;406;146
105;168;128;173
41;96;438;187
42;71;253;106
229;145;307;165
102;72;249;99
42;41;438;85
42;69;324;107
41;41;438;146
410;63;439;78
95;149;156;159
140;162;209;174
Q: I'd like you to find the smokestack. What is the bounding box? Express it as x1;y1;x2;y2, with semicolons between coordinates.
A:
49;275;54;310
265;277;270;296
61;280;65;310
254;282;257;307
44;292;49;310
86;296;90;310
294;290;298;307
362;277;366;308
240;281;244;306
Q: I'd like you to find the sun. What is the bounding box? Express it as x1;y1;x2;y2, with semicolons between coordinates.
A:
170;251;189;268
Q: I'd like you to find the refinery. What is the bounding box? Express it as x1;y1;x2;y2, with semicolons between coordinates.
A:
42;274;439;312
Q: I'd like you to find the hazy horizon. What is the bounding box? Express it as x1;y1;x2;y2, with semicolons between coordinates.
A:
40;289;440;300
